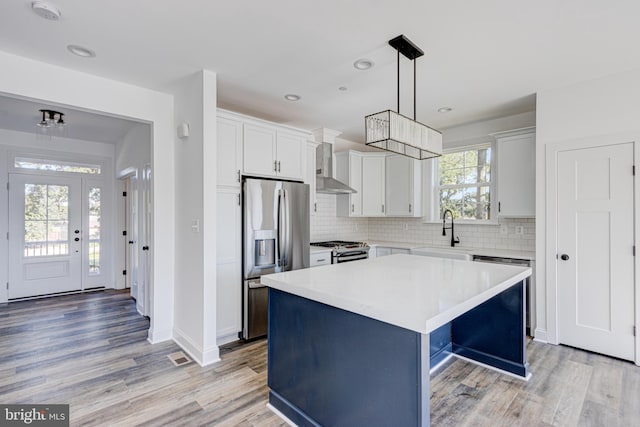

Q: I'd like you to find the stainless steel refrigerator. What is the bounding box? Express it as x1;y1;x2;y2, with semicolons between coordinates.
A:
242;178;310;340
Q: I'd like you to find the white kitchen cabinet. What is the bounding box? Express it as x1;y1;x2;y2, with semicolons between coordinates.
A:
276;132;304;180
385;155;422;217
495;128;535;217
243;124;277;177
215;188;241;343
216;116;243;188
305;141;319;215
361;154;386;216
336;151;363;217
310;250;331;267
242;123;304;181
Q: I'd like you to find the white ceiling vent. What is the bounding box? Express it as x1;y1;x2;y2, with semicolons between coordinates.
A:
31;1;61;21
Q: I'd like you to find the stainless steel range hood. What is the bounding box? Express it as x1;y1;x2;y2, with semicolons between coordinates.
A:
316;142;357;194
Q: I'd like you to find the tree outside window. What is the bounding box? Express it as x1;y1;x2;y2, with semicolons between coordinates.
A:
438;145;491;220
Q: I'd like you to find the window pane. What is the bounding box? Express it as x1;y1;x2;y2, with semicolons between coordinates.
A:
89;187;101;275
15;157;101;174
24;184;69;257
438;145;492;220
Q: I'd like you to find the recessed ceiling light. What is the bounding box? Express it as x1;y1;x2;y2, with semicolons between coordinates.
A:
67;45;96;58
284;94;301;101
437;107;453;113
338;86;348;92
353;59;374;70
31;1;61;21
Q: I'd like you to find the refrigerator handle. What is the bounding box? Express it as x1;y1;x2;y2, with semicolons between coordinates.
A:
277;189;284;267
283;188;291;270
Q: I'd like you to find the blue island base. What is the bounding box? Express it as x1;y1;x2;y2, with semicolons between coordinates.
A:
267;280;528;427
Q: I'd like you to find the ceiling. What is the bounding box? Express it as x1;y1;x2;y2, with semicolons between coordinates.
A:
1;0;640;143
0;95;141;144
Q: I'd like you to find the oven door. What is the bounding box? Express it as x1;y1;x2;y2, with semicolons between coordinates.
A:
333;249;369;263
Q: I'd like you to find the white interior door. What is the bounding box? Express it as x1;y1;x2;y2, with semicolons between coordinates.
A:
557;142;635;360
8;174;82;299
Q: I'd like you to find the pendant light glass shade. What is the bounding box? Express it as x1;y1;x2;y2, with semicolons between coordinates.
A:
364;35;442;160
365;110;442;159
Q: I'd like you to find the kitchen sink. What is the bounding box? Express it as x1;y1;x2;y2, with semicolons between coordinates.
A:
410;247;472;261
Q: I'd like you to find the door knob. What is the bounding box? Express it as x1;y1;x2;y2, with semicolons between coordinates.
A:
74;237;80;242
560;254;570;261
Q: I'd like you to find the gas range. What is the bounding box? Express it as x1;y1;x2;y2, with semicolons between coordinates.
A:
310;240;370;263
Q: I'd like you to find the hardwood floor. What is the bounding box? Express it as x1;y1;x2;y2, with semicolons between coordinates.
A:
1;290;638;426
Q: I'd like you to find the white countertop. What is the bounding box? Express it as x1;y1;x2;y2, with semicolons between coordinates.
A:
262;254;531;334
367;240;535;260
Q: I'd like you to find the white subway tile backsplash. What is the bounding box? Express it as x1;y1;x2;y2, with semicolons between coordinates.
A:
310;194;535;251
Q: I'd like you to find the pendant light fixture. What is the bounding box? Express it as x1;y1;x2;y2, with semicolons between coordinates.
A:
365;35;442;160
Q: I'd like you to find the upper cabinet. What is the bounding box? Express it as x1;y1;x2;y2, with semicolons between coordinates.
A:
385;155;422;217
243;123;304;181
336;151;422;218
305;141;320;215
216;117;243;188
495;127;535;217
361;154;387;216
335;151;363;217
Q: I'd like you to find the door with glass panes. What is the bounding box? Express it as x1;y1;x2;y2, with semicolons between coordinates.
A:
8;173;103;299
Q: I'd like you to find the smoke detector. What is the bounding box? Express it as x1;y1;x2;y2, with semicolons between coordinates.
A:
31;1;61;21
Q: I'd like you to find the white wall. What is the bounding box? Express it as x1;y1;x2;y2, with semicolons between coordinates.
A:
0;128;116;302
442;110;536;149
170;70;219;366
535;68;640;343
0;50;175;343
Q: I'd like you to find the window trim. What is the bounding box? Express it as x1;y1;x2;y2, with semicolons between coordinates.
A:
425;142;497;223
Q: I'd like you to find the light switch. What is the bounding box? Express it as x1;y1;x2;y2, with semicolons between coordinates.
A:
191;219;200;233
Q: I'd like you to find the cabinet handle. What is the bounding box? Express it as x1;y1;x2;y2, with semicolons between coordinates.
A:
238;194;241;206
277;161;281;172
274;160;278;172
351;204;354;213
237;170;241;182
409;203;412;213
381;204;385;213
498;201;501;212
317;259;326;262
314;202;317;212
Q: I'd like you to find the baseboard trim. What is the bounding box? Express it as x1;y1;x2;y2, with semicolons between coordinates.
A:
172;327;220;366
533;327;548;343
147;327;172;344
266;403;298;427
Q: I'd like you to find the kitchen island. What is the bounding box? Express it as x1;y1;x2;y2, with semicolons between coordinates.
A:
261;254;532;427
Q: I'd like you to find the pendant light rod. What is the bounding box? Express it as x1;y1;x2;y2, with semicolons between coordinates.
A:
413;59;416;120
389;35;424;121
397;50;400;113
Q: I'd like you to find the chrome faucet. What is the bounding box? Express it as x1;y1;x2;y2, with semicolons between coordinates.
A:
442;209;460;247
